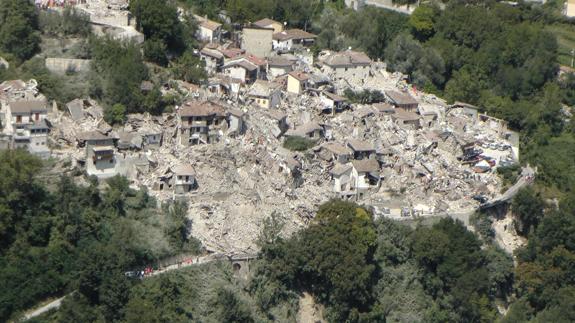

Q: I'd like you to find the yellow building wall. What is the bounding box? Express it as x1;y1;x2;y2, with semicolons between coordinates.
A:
286;75;301;94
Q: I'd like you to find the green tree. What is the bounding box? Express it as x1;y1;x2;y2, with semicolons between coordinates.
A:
170;51;207;84
409;5;438;41
0;0;40;61
130;0;184;53
512;187;545;236
104;103;127;125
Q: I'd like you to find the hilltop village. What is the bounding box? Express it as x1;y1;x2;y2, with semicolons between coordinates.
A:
0;0;520;253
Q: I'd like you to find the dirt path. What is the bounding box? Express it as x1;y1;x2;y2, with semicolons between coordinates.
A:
297;292;326;323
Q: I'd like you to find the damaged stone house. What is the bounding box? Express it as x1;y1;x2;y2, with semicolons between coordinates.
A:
272;29;317;52
194;15;222;43
347;139;376;160
386;90;418;111
247;80;282;108
319;50;372;80
4;100;51;158
78;131;117;178
173;164;197;194
253;18;284;33
267;56;294;80
286;71;310;95
200;47;225;74
179;100;227;145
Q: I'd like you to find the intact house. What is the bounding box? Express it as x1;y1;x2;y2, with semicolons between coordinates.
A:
392;108;421;129
286;121;324;140
194;15;222;43
6;100;50;158
200;47;225;74
253;18;284;33
286;71;310;95
173;164;197;194
267;56;294;80
385;90;418;111
241;26;274;58
78;131;117;178
320;91;348;114
247;80;282;108
347;139;376;160
320;50;371;79
179;100;227;145
272;29;317;52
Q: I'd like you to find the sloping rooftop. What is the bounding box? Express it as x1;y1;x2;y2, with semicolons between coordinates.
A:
268;56;293;67
273;29;317;41
386;90;418;106
247;80;281;97
194;15;222;31
223;59;258;72
173;164;196;176
78;131;110;141
331;163;352;176
200;47;224;59
66;99;84;121
253;18;281;28
322;91;346;102
288;71;310;81
373;102;395;113
392;109;420;121
323;50;371;68
347;139;375;152
179;101;226;117
288;121;323;136
9;100;47;114
352;159;380;173
323;142;352;156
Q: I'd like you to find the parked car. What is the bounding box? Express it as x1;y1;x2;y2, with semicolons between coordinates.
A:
472;195;488;203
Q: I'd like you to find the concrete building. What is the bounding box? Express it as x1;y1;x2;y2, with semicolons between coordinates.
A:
350;158;381;195
179;100;227;145
253;18;284;33
194;15;222;43
5;100;50;158
267;56;293;80
173;164;197;194
566;0;575;17
321;142;353;164
79;131;117;178
392;109;421;129
241;26;274;58
347;139;376;160
287;121;324;139
331;164;353;194
272;29;317;52
247;80;282;108
320;92;347;114
222;59;259;84
286;71;310;95
200;47;225;74
222;55;266;83
320;50;371;79
227;109;245;136
386;90;418;111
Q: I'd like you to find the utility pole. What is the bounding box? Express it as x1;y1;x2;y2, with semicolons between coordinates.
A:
571;49;574;68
